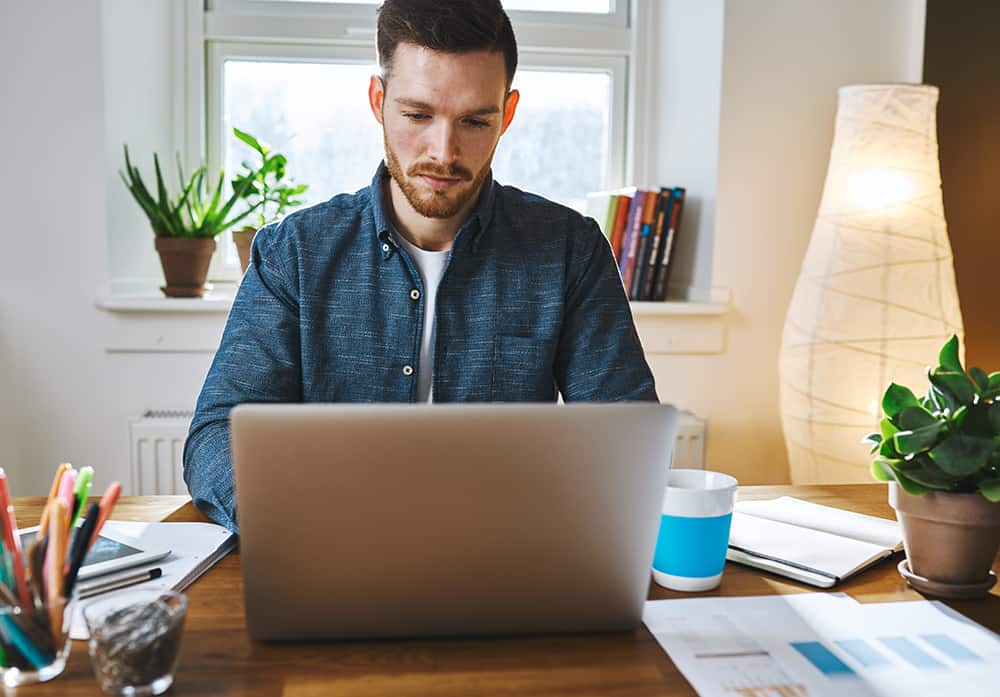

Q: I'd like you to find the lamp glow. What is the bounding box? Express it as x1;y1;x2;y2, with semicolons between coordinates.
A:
778;84;964;484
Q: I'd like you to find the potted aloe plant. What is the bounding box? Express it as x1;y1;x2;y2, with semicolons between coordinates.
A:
230;128;308;273
120;146;261;297
864;335;1000;598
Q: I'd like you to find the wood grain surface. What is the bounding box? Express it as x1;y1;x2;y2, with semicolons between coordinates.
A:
8;485;998;696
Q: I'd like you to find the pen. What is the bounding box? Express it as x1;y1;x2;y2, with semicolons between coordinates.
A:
64;503;99;595
0;470;31;608
77;567;163;600
38;463;71;536
88;481;122;553
70;466;94;530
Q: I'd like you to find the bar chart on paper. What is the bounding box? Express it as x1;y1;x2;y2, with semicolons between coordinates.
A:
642;594;1000;697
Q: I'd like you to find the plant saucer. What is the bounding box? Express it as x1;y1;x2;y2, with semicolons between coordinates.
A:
898;559;997;599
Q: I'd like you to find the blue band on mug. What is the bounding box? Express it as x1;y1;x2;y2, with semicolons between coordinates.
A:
653;513;733;578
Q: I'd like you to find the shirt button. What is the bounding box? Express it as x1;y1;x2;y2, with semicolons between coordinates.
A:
410;289;420;300
402;365;414;376
382;243;390;253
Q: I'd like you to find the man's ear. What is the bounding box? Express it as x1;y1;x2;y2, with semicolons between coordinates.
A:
368;75;385;125
500;89;519;135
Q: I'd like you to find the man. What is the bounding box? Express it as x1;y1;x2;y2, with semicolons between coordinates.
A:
184;0;657;532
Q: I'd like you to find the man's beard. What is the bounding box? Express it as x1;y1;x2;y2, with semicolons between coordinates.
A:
384;135;493;219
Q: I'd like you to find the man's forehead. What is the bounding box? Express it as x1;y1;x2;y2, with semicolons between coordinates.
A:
386;42;508;105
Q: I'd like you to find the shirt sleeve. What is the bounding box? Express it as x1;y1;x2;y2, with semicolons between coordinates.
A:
182;223;303;532
554;217;658;402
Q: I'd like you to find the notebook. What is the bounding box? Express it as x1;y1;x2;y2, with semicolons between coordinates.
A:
726;496;903;588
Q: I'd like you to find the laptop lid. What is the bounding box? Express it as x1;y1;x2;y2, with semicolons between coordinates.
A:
232;402;677;640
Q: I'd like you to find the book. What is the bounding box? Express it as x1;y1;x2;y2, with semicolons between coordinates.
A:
609;193;632;261
618;190;646;281
584;191;615;239
726;496;903;588
651;187;685;301
628;191;660;300
638;188;673;301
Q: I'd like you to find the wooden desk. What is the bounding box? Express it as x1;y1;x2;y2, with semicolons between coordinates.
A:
11;485;1000;696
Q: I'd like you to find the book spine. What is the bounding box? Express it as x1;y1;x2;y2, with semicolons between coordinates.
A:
616;193;643;273
630;190;664;300
609;194;632;262
602;195;620;243
652;187;686;302
620;190;649;292
640;188;673;301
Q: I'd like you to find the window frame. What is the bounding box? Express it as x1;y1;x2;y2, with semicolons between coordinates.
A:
200;0;637;280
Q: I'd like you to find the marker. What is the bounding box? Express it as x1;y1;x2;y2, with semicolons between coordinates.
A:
77;567;163;600
70;466;94;529
0;470;31;608
55;470;77;533
64;503;99;595
88;482;122;553
38;463;72;536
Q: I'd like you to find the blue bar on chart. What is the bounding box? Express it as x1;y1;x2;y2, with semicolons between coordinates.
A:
834;639;891;668
878;637;946;669
921;634;983;662
790;642;855;676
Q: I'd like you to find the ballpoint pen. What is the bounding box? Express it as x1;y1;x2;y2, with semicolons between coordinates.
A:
77;567;163;600
64;503;99;595
38;463;71;537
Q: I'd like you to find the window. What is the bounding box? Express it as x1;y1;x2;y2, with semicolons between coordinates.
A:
204;1;634;279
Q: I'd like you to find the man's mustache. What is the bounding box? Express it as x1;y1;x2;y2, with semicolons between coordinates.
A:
408;163;473;181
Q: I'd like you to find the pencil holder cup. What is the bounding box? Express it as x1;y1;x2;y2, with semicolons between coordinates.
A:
0;594;73;687
84;590;188;697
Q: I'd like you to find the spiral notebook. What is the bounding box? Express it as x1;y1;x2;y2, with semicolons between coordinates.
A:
726;496;903;588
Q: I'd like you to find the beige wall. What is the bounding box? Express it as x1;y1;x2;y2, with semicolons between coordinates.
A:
649;0;927;486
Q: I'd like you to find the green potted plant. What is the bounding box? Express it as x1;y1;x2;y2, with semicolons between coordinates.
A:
864;335;1000;598
120;146;261;297
230;128;309;273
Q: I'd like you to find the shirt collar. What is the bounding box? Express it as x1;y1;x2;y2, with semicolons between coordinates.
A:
369;161;497;252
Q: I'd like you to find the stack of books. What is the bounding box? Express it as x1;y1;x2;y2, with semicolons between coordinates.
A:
586;186;686;302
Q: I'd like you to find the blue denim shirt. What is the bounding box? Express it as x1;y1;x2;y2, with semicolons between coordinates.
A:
184;164;657;531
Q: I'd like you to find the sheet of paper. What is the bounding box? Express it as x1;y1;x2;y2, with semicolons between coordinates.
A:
643;594;1000;697
735;497;900;549
69;521;235;640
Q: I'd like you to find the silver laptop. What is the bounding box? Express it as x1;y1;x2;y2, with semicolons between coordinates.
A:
231;402;678;641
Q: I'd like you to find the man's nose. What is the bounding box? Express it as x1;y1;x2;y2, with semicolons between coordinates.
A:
426;121;459;164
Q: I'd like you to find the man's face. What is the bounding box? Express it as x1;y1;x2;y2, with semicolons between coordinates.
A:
369;43;518;219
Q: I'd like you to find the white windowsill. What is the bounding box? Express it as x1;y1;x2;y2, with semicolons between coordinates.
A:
95;281;730;355
96;282;238;314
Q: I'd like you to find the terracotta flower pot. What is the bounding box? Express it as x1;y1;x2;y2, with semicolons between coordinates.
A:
154;237;217;298
232;226;258;274
888;482;1000;598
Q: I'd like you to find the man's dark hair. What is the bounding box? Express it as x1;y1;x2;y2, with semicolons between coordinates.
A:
377;0;517;88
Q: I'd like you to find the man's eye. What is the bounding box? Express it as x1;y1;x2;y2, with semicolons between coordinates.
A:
464;119;489;128
403;113;430;121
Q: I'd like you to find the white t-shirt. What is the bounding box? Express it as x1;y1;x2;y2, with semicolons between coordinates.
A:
395;234;450;402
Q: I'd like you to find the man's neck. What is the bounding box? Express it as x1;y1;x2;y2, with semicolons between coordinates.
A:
385;177;481;252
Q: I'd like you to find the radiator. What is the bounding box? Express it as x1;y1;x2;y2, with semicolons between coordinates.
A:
129;410;193;496
128;408;708;494
673;411;707;470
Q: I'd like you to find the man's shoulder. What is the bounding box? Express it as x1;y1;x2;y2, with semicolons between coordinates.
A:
260;186;373;245
493;182;602;243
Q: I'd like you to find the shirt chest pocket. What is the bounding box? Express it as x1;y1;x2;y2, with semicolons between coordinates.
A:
490;335;557;402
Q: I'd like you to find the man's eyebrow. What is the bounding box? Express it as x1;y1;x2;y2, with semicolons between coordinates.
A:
393;98;500;116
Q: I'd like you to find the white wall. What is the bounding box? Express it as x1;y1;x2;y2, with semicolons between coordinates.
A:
0;0;926;495
647;0;927;484
0;1;214;496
